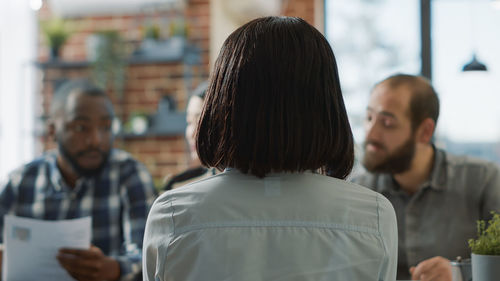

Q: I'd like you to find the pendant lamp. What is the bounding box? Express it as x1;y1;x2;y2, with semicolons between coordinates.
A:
462;54;488;71
462;1;488;72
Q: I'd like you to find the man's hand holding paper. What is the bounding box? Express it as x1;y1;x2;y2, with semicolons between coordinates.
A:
57;245;120;281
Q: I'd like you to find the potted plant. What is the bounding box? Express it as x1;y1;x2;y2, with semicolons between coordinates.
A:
468;211;500;281
168;19;189;38
144;24;161;41
41;18;70;59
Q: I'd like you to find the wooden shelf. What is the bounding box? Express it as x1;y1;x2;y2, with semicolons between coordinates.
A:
118;112;187;138
36;53;199;69
36;41;201;69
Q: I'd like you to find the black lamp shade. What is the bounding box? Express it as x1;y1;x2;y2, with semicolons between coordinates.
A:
463;54;488;71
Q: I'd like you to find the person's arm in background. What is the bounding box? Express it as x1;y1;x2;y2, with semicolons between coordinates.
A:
116;162;157;280
0;176;17;243
57;245;122;281
0;172;19;278
377;194;398;281
409;256;452;281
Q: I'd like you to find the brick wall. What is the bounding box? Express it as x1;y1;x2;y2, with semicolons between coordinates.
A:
37;0;316;188
284;0;316;25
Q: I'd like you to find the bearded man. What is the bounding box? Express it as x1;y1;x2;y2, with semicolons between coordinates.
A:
353;74;500;281
0;80;157;281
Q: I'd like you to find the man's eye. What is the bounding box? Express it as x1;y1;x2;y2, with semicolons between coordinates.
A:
382;119;396;128
365;114;375;123
74;124;88;132
101;124;112;132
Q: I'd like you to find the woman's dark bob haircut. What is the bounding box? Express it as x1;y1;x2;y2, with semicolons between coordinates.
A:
196;16;354;179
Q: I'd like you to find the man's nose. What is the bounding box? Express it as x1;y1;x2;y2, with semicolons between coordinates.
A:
87;127;102;146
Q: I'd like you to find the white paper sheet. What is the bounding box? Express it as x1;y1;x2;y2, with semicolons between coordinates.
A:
2;215;91;281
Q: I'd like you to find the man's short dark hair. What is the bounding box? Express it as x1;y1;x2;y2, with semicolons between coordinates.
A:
50;79;109;117
377;74;440;130
196;16;354;179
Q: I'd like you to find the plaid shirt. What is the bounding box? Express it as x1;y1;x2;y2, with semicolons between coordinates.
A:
0;149;157;281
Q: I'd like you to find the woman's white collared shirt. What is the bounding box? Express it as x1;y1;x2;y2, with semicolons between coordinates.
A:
143;169;397;281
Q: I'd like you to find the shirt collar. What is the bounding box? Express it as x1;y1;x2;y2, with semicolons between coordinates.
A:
45;150;66;192
426;146;448;191
376;173;399;195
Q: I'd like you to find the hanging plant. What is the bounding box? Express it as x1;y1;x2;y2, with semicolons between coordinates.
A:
90;30;128;98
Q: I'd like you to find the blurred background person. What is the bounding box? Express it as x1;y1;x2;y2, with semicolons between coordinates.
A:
0;80;157;281
353;74;500;281
163;81;216;191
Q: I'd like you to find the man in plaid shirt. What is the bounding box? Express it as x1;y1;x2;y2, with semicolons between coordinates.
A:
0;80;157;281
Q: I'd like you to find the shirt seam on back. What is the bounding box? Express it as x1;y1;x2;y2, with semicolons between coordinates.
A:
174;220;379;236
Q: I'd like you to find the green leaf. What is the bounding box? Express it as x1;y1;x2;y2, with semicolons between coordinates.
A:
41;18;70;48
469;211;500;255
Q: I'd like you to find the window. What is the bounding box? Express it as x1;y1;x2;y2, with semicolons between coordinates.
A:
432;0;500;163
325;0;500;164
325;0;420;142
0;0;37;178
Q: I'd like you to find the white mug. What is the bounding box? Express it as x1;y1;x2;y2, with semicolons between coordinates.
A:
450;257;472;281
